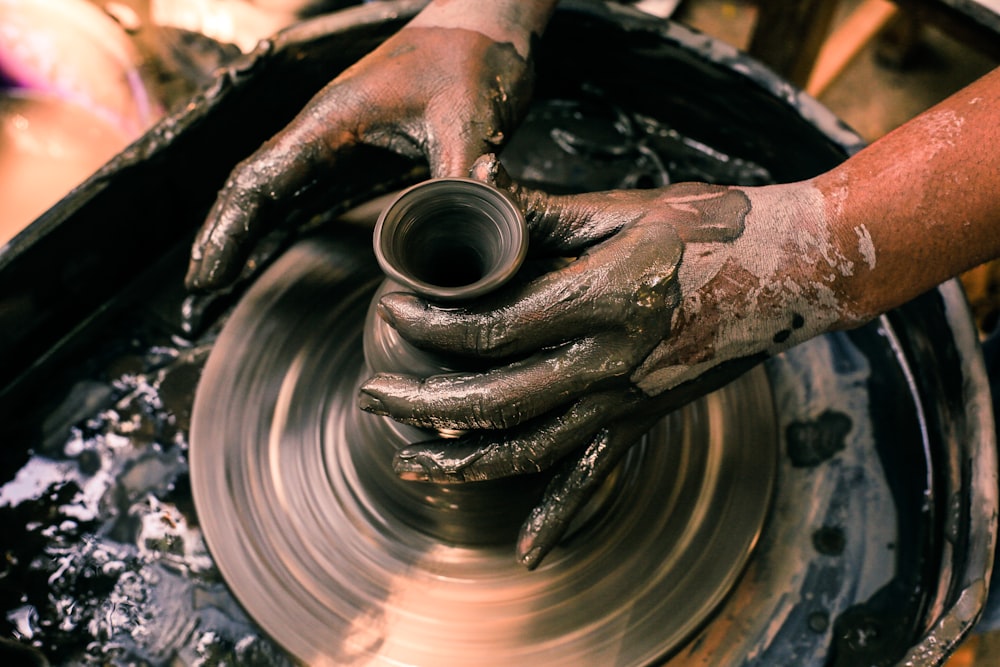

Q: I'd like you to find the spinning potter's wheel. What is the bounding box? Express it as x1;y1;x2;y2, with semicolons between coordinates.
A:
190;222;777;666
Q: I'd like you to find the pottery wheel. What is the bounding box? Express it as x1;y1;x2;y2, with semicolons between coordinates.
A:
190;223;777;666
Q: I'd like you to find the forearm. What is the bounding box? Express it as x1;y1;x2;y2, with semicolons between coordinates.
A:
408;0;559;59
812;66;1000;322
635;69;998;393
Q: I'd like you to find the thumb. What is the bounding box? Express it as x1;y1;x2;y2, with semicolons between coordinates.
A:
470;154;645;255
431;138;485;178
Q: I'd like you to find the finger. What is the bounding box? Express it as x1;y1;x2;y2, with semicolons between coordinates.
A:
185;92;360;291
358;334;634;430
432;128;495;179
185;160;273;290
517;413;660;570
186;141;326;290
470;154;651;255
377;217;679;360
375;275;596;360
392;388;644;482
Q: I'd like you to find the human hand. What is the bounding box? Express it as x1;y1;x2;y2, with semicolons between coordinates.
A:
185;14;537;290
359;155;867;568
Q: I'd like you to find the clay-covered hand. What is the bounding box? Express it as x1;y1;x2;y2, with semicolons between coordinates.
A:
185;14;538;290
360;156;869;568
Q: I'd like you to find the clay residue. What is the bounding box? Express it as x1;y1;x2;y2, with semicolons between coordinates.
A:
786;410;852;467
635;183;858;395
854;224;877;270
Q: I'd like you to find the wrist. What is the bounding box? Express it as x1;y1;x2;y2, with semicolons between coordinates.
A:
632;181;864;395
408;0;557;59
739;181;873;333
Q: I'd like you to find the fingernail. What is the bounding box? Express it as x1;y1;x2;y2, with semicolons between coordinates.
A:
379;293;424;324
516;527;544;569
184;261;203;289
393;452;432;482
518;544;543;571
375;301;397;329
357;389;388;416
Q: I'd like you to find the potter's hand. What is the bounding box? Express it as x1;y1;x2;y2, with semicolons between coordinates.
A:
186;1;555;290
360;156;871;568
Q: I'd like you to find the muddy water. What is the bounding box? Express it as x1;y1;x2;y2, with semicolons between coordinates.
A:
0;328;293;665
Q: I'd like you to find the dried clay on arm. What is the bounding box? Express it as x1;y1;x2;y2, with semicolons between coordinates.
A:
408;0;558;59
636;66;1000;396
